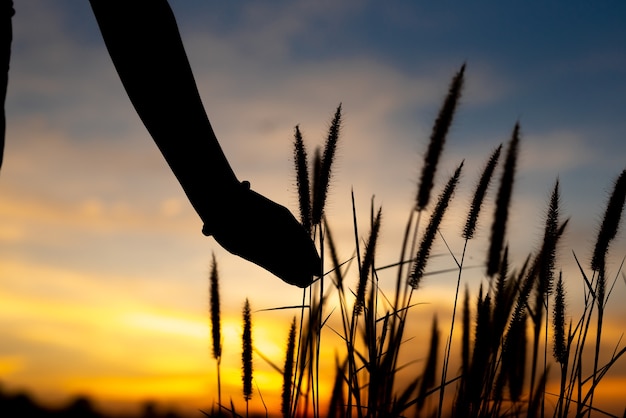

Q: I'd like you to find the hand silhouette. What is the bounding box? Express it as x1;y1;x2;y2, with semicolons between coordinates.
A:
204;182;320;287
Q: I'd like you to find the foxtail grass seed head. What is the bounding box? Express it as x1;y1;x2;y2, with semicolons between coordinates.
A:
516;263;538;330
492;246;511;336
324;218;344;291
591;169;626;272
495;246;509;298
209;253;221;360
487;124;519;277
463;144;502;240
552;272;567;364
538;179;561;297
311;146;322;222
312;104;342;226
293;125;312;235
281;317;296;418
416;64;465;211
354;207;382;316
409;161;463;289
242;298;253;401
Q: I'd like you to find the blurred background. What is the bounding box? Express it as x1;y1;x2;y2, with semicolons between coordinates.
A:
1;1;625;416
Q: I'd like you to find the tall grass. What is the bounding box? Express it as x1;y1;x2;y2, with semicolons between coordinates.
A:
208;253;222;415
242;298;253;417
205;66;626;418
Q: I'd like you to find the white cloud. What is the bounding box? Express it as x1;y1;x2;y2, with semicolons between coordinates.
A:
521;130;599;173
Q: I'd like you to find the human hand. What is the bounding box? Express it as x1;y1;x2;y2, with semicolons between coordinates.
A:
203;182;320;287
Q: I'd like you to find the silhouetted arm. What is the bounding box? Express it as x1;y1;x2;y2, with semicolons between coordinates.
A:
89;0;238;226
89;0;320;286
0;0;13;171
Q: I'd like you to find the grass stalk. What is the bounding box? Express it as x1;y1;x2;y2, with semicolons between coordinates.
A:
589;169;626;416
439;144;501;416
529;179;563;415
207;77;626;418
416;315;440;412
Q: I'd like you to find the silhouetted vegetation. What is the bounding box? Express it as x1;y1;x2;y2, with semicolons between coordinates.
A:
206;64;626;417
3;64;624;417
0;385;192;418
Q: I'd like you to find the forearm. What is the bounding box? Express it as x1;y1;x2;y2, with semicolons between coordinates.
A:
0;0;14;172
89;0;239;226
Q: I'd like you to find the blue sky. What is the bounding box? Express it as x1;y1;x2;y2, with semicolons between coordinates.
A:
1;1;626;415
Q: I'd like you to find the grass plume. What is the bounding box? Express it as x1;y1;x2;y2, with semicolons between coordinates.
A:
552;272;567;365
293;125;312;235
208;253;222;412
416;64;465;211
552;272;569;417
281;317;297;418
463;144;502;240
538;179;561;297
205;74;625;418
487;124;519;277
439;145;501;415
410;161;464;289
528;179;566;412
312;104;342;226
353;207;382;316
242;298;253;408
209;254;222;361
591;168;626;272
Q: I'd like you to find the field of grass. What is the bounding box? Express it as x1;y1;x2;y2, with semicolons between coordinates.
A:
206;64;626;418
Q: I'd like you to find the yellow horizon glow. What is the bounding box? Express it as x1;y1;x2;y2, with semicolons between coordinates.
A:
0;256;334;415
3;180;626;417
2;246;626;416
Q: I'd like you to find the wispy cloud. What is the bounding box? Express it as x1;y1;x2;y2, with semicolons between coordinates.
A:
521;130;599;172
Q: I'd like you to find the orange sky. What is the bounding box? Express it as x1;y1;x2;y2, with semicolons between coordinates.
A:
1;1;626;417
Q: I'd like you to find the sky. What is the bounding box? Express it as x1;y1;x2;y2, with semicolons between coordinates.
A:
1;1;626;416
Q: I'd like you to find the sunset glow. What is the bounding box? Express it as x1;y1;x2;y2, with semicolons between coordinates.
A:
2;1;626;417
